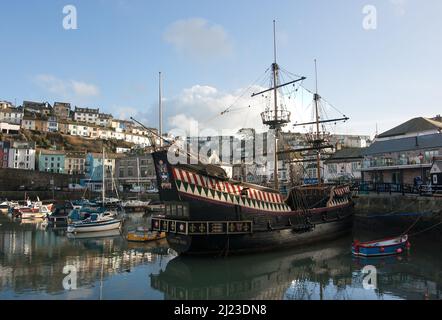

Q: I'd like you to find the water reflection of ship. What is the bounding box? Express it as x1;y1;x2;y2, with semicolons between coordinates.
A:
0;226;172;296
150;237;352;300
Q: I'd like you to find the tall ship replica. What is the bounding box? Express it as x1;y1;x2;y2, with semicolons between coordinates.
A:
144;22;354;255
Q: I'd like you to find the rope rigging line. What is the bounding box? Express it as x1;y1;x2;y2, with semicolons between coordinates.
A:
220;67;271;116
408;221;442;237
200;67;272;126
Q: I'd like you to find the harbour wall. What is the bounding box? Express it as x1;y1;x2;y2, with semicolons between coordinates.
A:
0;190;160;202
0;168;83;191
354;193;442;216
354;194;442;239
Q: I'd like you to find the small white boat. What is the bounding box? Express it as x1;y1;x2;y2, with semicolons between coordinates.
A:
67;212;122;233
146;201;165;212
14;204;53;219
0;201;19;214
122;199;151;212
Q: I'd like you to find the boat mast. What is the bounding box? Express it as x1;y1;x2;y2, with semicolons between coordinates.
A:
159;71;163;148
314;59;322;185
272;20;279;191
137;157;141;199
253;20;305;191
102;147;105;204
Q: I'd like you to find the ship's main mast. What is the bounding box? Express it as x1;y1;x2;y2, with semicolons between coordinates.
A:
252;20;305;191
314;59;322;185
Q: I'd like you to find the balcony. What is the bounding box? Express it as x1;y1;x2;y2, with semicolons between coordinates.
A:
362;156;433;171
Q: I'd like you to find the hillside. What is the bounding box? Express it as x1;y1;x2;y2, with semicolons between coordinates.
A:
0;129;135;153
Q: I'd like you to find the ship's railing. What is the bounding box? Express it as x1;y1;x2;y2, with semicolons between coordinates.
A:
151;218;253;235
355;182;442;196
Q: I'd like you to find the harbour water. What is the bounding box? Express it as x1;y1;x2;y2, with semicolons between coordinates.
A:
0;213;441;300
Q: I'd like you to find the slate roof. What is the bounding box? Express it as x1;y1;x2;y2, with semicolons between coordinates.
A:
378;117;442;138
365;133;442;156
325;148;365;163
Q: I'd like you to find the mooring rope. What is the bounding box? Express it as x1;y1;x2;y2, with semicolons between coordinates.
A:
401;214;424;237
408;221;442;238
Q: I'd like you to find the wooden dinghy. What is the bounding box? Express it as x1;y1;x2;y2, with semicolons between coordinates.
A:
127;228;166;242
352;235;410;257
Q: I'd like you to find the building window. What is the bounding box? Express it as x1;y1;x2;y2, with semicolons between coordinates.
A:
351;162;360;171
328;164;337;174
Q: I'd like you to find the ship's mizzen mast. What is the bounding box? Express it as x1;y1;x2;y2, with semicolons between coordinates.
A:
314;59;322;185
252;20;305;191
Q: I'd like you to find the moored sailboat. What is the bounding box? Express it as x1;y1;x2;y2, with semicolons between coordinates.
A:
67;147;122;233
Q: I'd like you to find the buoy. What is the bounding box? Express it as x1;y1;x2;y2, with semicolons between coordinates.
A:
406;241;411;249
380;247;385;252
397;248;403;254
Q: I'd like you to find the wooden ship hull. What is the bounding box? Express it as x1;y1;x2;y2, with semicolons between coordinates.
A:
151;150;354;255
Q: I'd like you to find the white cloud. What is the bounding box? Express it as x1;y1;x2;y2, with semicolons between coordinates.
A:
34;74;69;96
163;18;233;60
71;81;100;97
165;84;270;136
34;74;100;98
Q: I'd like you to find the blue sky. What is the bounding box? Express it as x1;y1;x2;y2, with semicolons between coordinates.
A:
1;0;441;137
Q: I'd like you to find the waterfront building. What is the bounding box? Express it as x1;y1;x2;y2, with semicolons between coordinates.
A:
67;121;90;137
23;101;52;116
38;149;66;174
34;117;48;132
46;116;58;132
361;116;442;185
0;122;20;134
21;116;36;130
98;127;113;140
324;148;365;183
0;141;10;168
124;133;152;147
111;119;132;133
86;124;100;139
7;141;36;170
73;107;100;124
57;120;69;134
0;106;23;125
130;125;152;136
96;113;113;127
329;134;371;149
65;151;86;175
83;152;121;191
0;101;14;109
53;102;71;120
115;154;156;191
111;130;126;141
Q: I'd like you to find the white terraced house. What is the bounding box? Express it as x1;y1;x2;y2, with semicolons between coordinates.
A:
7;142;36;170
0;107;23;125
73;107;100;124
